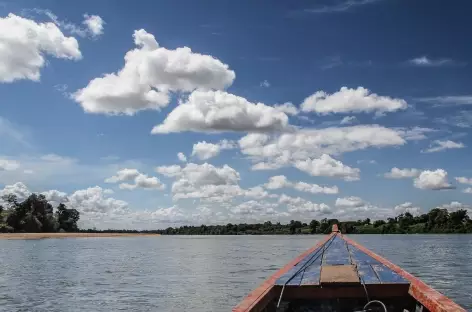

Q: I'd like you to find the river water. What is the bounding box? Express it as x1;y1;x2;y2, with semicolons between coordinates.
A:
0;235;471;311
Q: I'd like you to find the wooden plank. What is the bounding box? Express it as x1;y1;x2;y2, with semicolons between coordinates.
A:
348;244;381;265
322;236;351;265
320;264;360;285
342;235;467;312
275;247;325;286
232;233;336;312
371;264;409;284
294;247;323;268
299;257;322;285
357;264;381;284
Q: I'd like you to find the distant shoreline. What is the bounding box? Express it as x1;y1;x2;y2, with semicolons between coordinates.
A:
0;233;161;240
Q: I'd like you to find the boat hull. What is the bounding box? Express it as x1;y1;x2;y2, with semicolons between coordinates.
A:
233;225;465;312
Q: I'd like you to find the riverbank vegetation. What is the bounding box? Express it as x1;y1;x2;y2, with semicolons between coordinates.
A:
81;207;472;235
2;192;471;234
142;208;472;234
0;194;80;233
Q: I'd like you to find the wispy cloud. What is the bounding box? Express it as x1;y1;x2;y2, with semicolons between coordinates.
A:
422;140;465;153
27;9;104;38
319;56;373;70
303;0;382;14
416;95;472;106
320;56;343;70
435;111;472;128
260;80;271;88
257;56;281;62
0;116;31;148
408;56;464;67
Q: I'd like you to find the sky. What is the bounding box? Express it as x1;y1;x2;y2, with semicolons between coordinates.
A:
1;0;472;229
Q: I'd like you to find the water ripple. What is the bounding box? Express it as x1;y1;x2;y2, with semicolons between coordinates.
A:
0;235;470;311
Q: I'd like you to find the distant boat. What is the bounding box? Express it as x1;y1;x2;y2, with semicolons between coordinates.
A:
233;224;465;312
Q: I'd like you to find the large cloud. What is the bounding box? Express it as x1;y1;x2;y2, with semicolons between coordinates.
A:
155;162;276;202
105;168;165;190
72;29;235;115
265;175;338;194
301;87;407;115
68;186;128;215
413;169;454;190
191;139;236;160
156;162;240;201
152;90;290;133
0;182;31;202
239;125;407;171
295;154;360;181
0;13;81;83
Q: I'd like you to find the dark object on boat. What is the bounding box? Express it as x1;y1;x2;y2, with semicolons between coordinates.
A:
233;225;466;312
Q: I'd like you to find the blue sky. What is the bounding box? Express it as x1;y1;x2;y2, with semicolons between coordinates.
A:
1;0;472;229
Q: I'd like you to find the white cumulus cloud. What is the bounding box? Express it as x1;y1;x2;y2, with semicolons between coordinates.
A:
105;168;165;190
152;90;290;134
0;182;31;202
0;13;82;83
439;201;472;212
278;194;331;215
394;202;421;216
335;196;366;208
273;102;299;116
294;154;360;181
384;167;420;179
72;29;235;115
413;169;454;190
264;175;338;194
0;159;20;171
177;152;187;162
191;139;236;160
239;125;406;171
82;14;104;37
301;87;407;115
456;177;472;185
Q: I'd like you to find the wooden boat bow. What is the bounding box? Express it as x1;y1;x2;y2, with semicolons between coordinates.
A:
233;224;466;312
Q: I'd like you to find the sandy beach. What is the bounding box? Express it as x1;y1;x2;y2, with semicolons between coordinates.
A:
0;233;161;240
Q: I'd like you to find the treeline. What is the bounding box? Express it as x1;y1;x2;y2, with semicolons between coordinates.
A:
0;194;80;233
80;208;472;235
2;192;471;235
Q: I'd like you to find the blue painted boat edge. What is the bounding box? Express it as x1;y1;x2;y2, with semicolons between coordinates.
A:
342;234;466;312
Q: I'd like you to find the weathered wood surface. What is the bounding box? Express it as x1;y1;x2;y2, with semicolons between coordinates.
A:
274;231;408;286
233;225;466;312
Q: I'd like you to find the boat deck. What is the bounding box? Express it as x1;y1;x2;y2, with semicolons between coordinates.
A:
233;225;467;312
275;233;409;287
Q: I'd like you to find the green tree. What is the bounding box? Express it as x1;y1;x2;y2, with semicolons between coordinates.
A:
373;220;386;227
309;219;320;233
55;203;80;232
